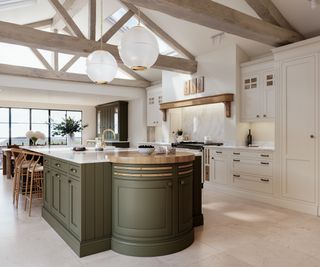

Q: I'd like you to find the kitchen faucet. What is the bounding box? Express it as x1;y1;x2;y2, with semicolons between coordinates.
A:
101;128;116;145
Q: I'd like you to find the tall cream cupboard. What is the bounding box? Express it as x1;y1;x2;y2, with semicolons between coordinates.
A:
274;37;320;215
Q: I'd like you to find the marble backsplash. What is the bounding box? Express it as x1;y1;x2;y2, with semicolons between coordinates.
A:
180;103;225;142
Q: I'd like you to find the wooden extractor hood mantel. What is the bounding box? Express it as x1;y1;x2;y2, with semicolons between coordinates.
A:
159;93;234;121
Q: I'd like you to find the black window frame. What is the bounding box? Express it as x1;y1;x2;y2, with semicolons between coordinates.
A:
0;107;83;146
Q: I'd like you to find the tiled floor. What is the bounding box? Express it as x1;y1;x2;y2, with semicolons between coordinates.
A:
2;174;320;267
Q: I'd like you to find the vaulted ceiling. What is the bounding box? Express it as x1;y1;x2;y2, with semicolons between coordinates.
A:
0;0;319;83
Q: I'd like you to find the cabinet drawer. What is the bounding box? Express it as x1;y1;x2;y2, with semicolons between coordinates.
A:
232;173;273;194
69;164;81;179
51;158;68;173
232;159;272;177
211;149;226;160
232;150;273;159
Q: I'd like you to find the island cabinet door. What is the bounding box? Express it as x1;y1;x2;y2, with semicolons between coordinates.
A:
69;178;81;239
178;175;193;233
51;171;69;227
113;179;173;239
43;168;52;211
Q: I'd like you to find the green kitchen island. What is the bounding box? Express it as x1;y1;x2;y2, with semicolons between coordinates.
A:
29;147;203;257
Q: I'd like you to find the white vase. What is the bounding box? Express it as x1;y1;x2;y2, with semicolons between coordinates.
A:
67;133;75;147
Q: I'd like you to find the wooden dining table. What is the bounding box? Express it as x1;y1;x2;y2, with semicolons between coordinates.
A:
2;148;12;179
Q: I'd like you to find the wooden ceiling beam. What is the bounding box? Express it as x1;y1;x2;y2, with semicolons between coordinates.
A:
119;64;150;82
0;63;151;88
0;21;197;74
88;0;96;40
52;0;87;31
121;1;195;60
25;18;53;29
245;0;301;35
121;0;303;47
60;55;80;72
49;0;85;39
30;48;54;71
99;10;134;43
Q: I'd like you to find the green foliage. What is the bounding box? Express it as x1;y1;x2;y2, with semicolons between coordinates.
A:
52;117;88;136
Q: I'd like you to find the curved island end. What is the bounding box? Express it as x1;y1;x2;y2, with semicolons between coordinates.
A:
109;151;195;257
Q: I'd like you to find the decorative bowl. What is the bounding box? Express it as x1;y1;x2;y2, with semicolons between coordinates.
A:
138;145;155;155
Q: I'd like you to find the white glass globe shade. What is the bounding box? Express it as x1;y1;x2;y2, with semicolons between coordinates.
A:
86;50;118;84
119;26;159;71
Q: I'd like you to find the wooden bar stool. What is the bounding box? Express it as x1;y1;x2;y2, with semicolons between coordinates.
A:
12;149;41;209
11;148;27;208
24;152;43;216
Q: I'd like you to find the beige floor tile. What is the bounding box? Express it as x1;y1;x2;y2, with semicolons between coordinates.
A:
157;241;219;267
225;239;320;267
188;252;254;267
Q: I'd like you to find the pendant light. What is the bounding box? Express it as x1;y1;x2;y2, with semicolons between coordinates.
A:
86;0;118;84
119;9;159;71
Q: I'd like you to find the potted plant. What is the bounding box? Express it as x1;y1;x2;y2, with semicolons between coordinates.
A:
52;117;88;146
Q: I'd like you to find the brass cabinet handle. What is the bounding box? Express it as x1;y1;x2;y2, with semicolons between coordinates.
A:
55;174;60;178
260;162;269;165
260;154;269;158
233;152;240;155
310;135;315;139
256;115;260;118
260;178;269;182
263;114;267;118
55;163;61;167
70;168;77;173
216;151;222;154
233;174;240;178
233;159;240;162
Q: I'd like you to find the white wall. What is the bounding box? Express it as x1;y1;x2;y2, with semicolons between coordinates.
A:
0;100;96;144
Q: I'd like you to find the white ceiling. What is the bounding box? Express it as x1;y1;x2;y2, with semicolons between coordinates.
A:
0;0;319;83
0;86;121;106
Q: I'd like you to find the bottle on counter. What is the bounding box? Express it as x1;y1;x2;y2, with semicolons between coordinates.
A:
246;129;253;147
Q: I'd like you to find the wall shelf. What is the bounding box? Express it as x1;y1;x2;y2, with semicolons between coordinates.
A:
159;93;234;121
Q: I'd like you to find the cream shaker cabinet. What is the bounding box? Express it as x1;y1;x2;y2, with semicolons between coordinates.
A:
147;88;163;127
241;59;275;122
279;55;317;204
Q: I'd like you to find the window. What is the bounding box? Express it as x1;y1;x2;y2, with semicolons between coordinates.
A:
0;108;9;147
0;107;83;146
31;109;49;145
50;110;67;145
11;108;30;145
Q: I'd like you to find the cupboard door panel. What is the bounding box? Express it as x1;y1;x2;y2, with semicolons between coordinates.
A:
282;56;316;203
241;74;261;121
69;178;81;239
113;179;173;238
178;175;193;233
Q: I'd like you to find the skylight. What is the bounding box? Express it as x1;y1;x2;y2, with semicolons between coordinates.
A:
105;7;178;57
0;0;36;10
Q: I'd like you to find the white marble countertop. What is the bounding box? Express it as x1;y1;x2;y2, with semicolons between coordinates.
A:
22;146;134;164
